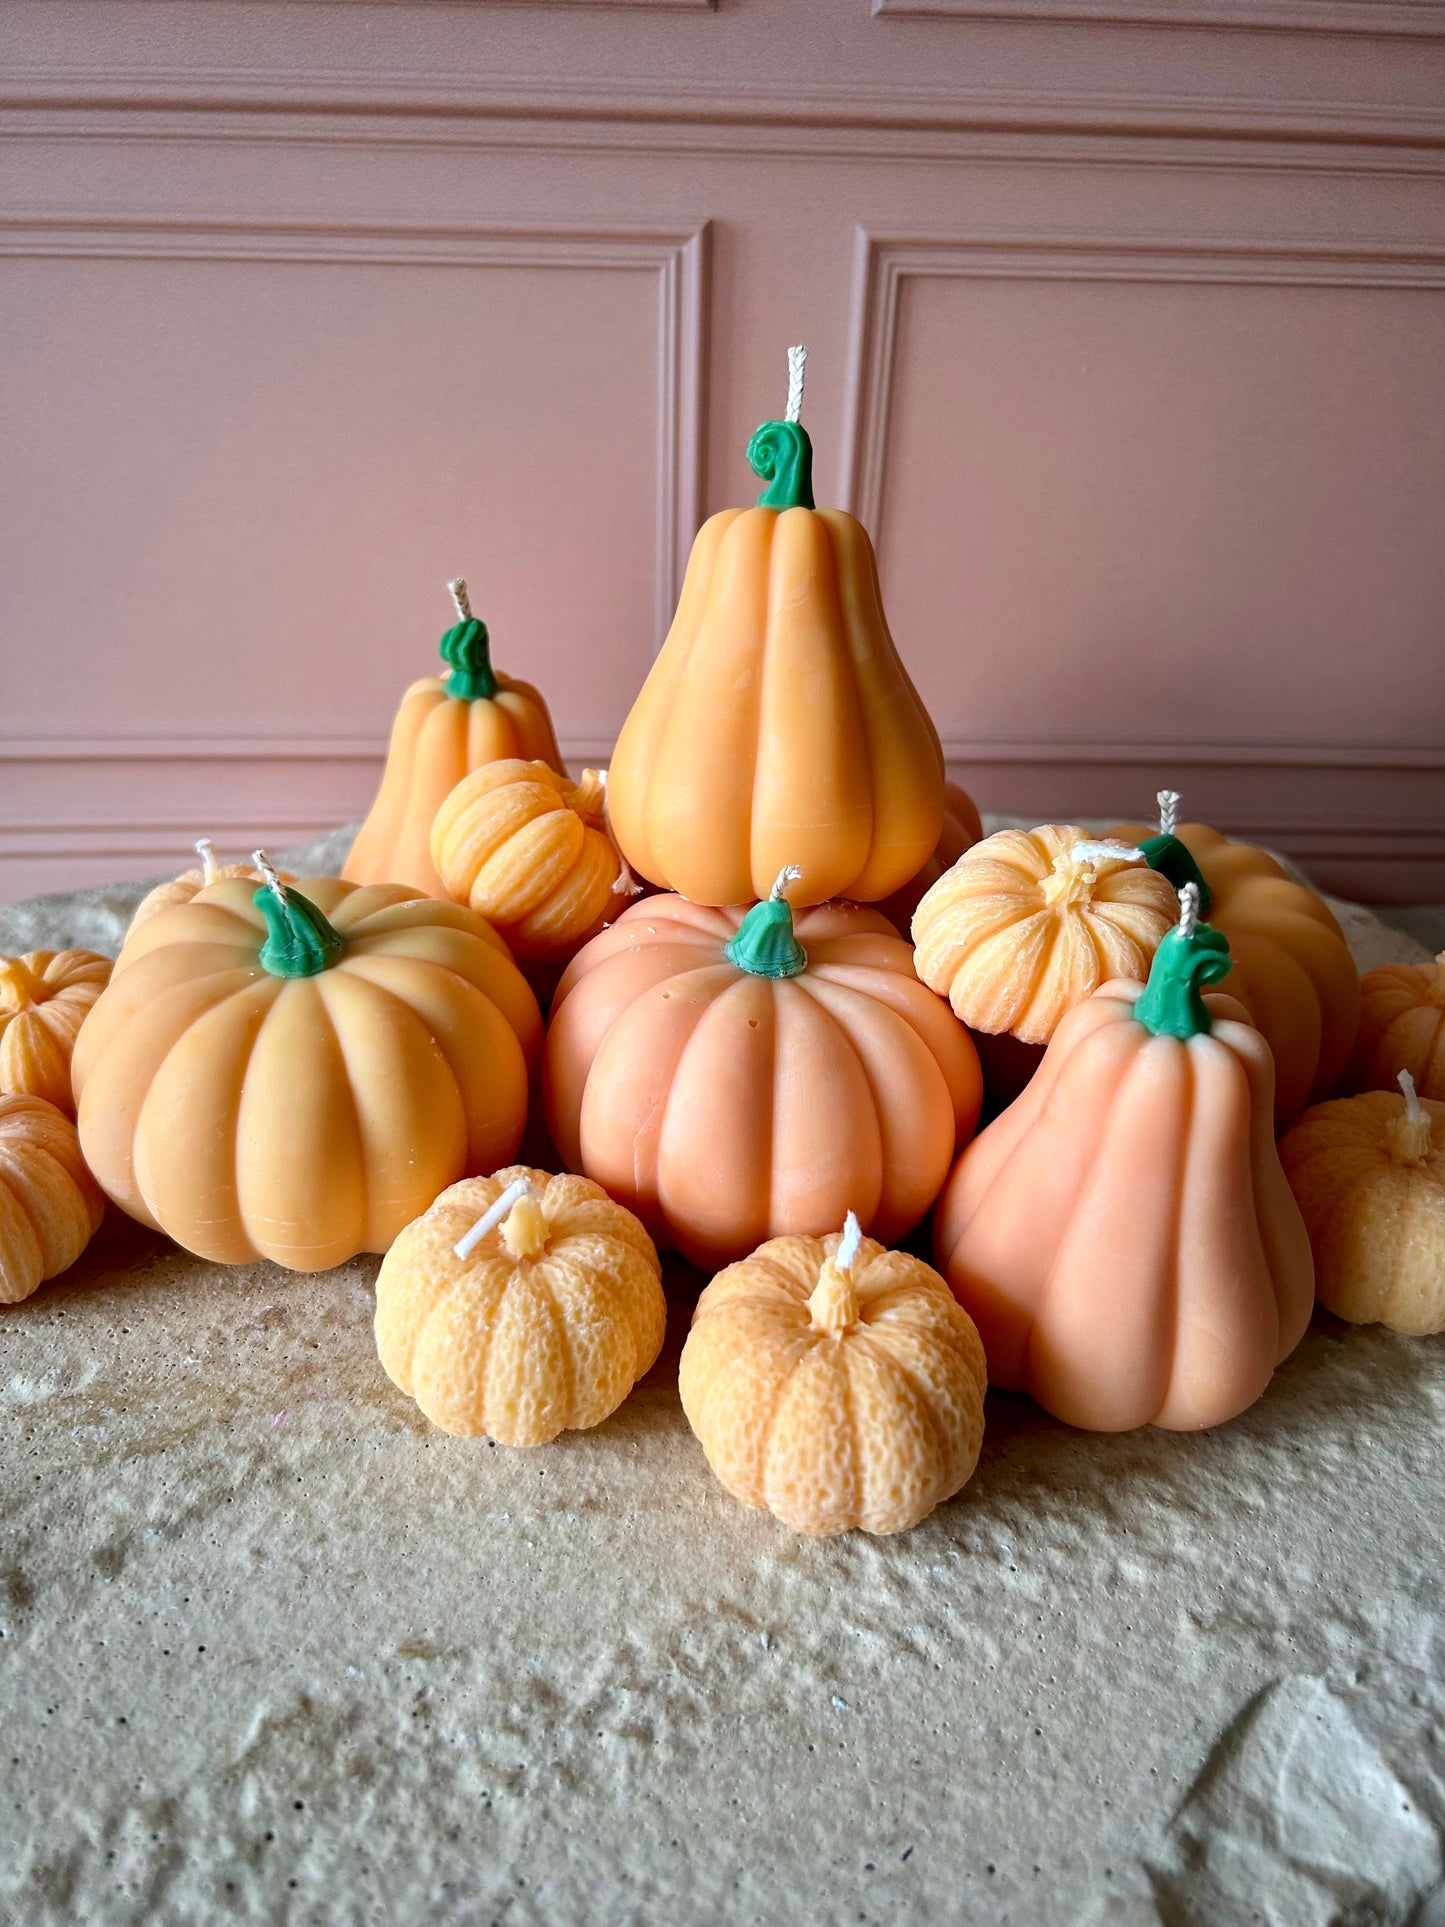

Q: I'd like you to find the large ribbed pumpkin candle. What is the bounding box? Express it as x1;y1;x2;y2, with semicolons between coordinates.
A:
542;872;981;1269
72;859;543;1271
605;348;945;908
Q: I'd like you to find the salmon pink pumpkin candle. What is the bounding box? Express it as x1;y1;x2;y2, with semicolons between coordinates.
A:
344;578;566;898
935;885;1314;1432
542;869;982;1269
605;348;945;908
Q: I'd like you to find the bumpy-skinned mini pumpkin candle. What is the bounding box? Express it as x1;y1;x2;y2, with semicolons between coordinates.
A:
1281;1071;1445;1335
911;825;1179;1045
606;348;945;908
72;856;543;1271
935;886;1314;1432
680;1211;988;1536
430;759;628;962
0;1093;106;1305
344;578;566;897
0;949;112;1116
1111;791;1359;1128
375;1166;665;1444
1345;951;1445;1104
543;870;982;1269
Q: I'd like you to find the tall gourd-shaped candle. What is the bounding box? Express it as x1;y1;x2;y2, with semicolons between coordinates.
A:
606;347;945;907
935;886;1314;1432
345;578;566;897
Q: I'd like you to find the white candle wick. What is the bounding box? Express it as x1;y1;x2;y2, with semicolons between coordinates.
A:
195;837;220;884
448;577;472;623
835;1208;863;1275
251;849;288;901
1177;881;1200;941
785;345;807;426
770;864;803;902
1399;1067;1422;1120
1158;789;1180;837
454;1176;533;1262
1070;839;1144;868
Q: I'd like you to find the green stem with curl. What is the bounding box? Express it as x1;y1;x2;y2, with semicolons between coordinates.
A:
1133;919;1232;1040
1137;832;1213;917
747;420;815;511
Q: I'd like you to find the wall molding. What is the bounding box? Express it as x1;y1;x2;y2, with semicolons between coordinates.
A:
1;69;1443;156
0;211;708;640
840;227;1445;530
873;0;1445;36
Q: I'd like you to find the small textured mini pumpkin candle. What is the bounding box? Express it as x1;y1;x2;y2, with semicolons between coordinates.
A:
127;840;295;940
375;1167;665;1444
0;949;112;1116
1345;951;1445;1104
1280;1071;1445;1336
0;1093;105;1305
680;1212;988;1536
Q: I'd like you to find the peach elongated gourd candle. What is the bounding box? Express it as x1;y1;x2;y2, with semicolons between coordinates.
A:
1111;791;1359;1128
72;857;543;1271
543;871;982;1270
935;885;1314;1432
679;1211;988;1536
606;348;945;908
345;578;565;897
1281;1070;1445;1336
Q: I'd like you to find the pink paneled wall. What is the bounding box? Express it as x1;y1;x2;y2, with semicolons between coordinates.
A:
1;0;1442;902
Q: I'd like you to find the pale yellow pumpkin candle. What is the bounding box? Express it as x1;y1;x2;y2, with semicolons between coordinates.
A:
375;1166;666;1445
1281;1070;1445;1336
679;1212;988;1537
127;839;296;940
0;950;112;1116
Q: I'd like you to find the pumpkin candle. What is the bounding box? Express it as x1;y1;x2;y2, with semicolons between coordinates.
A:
606;347;945;907
679;1210;989;1536
375;1166;666;1445
935;884;1314;1432
1280;1069;1445;1335
344;577;566;897
542;870;982;1268
72;854;542;1270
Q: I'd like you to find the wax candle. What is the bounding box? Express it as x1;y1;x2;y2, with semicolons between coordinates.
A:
605;348;946;908
935;885;1314;1432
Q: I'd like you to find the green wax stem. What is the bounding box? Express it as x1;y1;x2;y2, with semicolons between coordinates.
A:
439;616;499;702
1137;832;1213;916
747;420;815;511
726;896;808;980
254;883;347;979
1133;920;1232;1041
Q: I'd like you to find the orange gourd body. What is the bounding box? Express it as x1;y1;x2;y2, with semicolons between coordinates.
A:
430;761;623;962
1111;820;1359;1128
1281;1085;1445;1335
375;1166;666;1444
345;677;564;898
0;1093;105;1304
879;780;984;934
543;895;982;1270
935;977;1313;1431
680;1226;987;1536
0;951;113;1116
1344;952;1445;1102
606;507;945;907
912;826;1179;1045
72;878;543;1271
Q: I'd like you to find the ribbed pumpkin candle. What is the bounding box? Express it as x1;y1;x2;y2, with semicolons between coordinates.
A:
606;348;945;908
935;885;1314;1432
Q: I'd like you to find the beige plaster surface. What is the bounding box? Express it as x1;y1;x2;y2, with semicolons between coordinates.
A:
1;831;1441;1926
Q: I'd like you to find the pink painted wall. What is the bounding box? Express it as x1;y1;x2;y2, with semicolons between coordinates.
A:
2;0;1442;902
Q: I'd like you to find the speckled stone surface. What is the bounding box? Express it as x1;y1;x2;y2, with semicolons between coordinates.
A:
1;832;1441;1927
